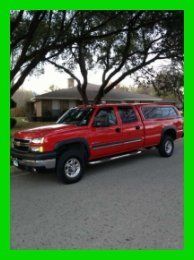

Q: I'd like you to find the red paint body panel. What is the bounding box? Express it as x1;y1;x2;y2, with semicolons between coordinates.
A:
14;103;183;161
135;104;183;147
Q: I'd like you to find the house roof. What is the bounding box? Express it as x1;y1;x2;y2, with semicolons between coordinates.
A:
35;83;162;102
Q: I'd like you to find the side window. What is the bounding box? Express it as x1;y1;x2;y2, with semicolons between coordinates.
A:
161;107;178;118
118;107;138;123
142;106;177;119
94;108;117;126
141;107;162;119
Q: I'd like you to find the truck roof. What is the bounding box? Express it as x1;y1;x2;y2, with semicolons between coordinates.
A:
78;102;175;108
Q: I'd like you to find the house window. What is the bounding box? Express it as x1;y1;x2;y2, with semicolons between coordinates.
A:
69;100;76;108
52;100;60;117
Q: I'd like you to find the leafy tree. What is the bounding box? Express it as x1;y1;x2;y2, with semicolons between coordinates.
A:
46;11;126;103
11;11;183;105
141;62;184;103
11;11;121;97
47;11;183;104
12;88;34;105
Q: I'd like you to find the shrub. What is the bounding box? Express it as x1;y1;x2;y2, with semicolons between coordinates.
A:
11;118;17;129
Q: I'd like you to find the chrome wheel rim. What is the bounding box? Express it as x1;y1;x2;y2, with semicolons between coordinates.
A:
64;158;81;178
165;140;173;154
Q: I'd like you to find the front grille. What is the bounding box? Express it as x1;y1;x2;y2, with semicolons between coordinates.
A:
13;138;30;152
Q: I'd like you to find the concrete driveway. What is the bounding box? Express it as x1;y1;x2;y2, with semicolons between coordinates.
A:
11;140;183;249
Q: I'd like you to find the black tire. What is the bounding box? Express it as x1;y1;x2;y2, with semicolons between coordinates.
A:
158;135;174;157
56;148;85;184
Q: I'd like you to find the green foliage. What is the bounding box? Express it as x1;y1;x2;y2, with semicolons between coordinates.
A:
10;118;17;129
46;11;183;103
11;11;183;104
137;62;184;103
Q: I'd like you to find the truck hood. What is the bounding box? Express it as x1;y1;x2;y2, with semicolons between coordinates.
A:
14;123;81;139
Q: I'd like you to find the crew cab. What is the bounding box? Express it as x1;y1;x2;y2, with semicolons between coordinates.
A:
11;103;183;184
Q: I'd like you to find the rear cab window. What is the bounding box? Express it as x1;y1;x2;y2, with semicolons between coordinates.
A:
118;106;138;123
141;106;178;120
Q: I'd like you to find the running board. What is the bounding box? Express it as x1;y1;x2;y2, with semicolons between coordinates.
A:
88;151;142;165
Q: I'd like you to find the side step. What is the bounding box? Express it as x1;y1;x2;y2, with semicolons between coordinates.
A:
88;151;142;165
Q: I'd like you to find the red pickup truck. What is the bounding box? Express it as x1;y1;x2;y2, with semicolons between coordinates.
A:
11;103;183;184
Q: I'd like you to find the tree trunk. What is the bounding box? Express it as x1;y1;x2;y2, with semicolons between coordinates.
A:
81;91;89;105
76;84;89;105
94;88;104;104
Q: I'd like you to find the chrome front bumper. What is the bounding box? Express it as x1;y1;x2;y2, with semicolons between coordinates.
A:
11;148;57;170
12;158;56;169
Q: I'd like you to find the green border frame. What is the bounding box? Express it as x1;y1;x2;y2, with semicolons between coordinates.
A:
0;0;193;258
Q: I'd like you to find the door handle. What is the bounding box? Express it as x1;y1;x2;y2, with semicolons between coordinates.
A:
115;127;121;133
135;125;140;130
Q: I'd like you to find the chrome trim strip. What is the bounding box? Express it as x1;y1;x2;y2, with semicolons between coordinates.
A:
123;139;143;145
92;138;142;150
92;141;123;150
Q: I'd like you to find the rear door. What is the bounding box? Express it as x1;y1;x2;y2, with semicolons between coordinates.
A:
117;106;144;152
89;107;123;159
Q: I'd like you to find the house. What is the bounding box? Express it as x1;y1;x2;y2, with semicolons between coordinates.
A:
31;78;165;121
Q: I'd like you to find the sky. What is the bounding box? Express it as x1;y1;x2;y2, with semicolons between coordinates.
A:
22;64;135;94
22;59;170;95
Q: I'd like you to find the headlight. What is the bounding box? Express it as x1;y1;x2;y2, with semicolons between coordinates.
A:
31;137;44;144
30;146;44;152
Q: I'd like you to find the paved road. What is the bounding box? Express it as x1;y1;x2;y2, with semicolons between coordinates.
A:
11;140;183;249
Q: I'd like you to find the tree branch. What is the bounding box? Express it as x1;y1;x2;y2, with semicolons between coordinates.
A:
46;59;89;104
11;11;24;34
11;11;46;81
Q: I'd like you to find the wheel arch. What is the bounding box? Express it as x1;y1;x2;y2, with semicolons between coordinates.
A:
55;138;90;161
161;126;177;141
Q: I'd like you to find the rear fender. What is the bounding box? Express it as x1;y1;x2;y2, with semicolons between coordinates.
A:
161;126;177;141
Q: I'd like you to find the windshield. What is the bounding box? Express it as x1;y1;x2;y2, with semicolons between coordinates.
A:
56;107;93;126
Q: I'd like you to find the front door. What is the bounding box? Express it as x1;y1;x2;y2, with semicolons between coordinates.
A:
89;107;123;160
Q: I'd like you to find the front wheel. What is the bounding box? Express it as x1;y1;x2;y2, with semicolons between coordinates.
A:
56;149;85;184
158;136;174;157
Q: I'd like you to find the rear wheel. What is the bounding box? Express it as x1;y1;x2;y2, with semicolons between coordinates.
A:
56;148;85;184
158;135;174;157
